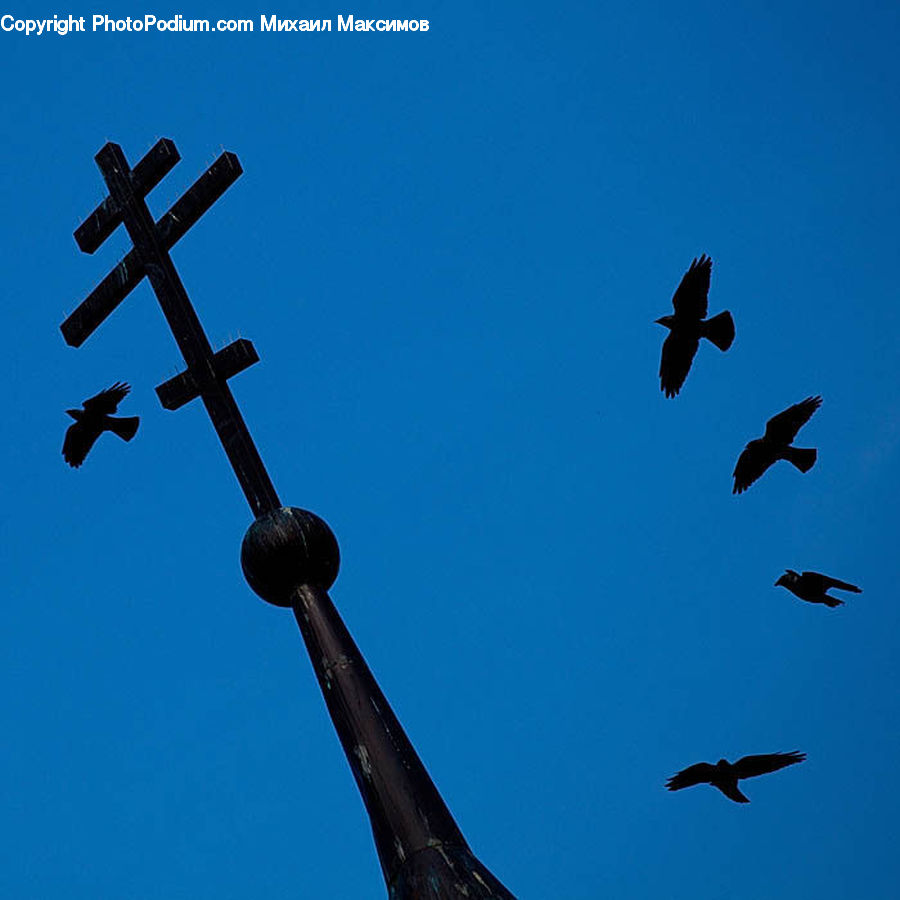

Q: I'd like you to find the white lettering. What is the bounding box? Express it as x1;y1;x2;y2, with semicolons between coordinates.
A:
0;11;414;37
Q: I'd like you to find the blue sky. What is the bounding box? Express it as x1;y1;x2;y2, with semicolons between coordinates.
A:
2;1;899;897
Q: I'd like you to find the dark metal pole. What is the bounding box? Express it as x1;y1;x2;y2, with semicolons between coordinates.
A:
62;140;516;898
295;579;517;896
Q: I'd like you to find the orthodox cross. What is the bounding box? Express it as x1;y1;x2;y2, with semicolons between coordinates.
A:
61;139;516;899
62;139;277;516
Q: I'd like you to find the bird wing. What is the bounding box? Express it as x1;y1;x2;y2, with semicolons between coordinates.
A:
82;381;130;415
671;255;712;320
763;396;822;444
659;332;699;398
62;421;101;468
666;762;716;790
802;572;861;593
732;440;775;494
732;751;806;779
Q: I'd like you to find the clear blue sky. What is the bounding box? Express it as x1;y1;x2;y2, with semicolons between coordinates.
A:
2;2;899;897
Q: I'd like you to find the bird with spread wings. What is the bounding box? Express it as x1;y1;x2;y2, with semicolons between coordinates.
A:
776;570;861;608
666;751;806;803
63;382;140;468
732;395;822;494
655;255;735;398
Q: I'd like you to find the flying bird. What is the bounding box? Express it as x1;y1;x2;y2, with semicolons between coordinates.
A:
666;751;806;803
63;382;140;468
655;255;735;397
732;395;822;494
775;570;861;608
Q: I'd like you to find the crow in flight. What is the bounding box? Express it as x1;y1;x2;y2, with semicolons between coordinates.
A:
732;395;822;494
63;382;140;468
666;751;806;803
775;570;861;608
655;255;735;397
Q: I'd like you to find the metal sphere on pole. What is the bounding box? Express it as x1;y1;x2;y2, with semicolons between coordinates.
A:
61;139;516;899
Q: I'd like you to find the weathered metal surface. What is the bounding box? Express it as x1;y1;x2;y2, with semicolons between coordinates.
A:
62;141;278;517
62;139;517;898
241;507;340;605
74;138;180;254
389;846;517;899
290;582;514;897
156;338;259;411
62;149;242;348
239;509;515;895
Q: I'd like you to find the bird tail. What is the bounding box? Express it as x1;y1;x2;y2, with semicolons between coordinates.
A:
718;782;750;804
108;416;140;442
823;596;844;608
783;446;817;473
829;578;862;593
701;310;735;352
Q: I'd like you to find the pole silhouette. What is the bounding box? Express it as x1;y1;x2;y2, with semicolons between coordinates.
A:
62;139;515;899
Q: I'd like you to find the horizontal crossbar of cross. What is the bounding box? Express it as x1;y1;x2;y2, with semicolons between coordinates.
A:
61;139;280;517
62;141;242;348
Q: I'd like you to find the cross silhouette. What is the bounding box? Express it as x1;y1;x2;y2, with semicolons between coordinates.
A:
62;139;279;516
61;139;517;899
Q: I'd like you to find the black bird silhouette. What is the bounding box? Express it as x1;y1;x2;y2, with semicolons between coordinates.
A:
655;255;735;397
775;570;861;608
63;382;140;468
666;751;806;803
732;395;822;494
